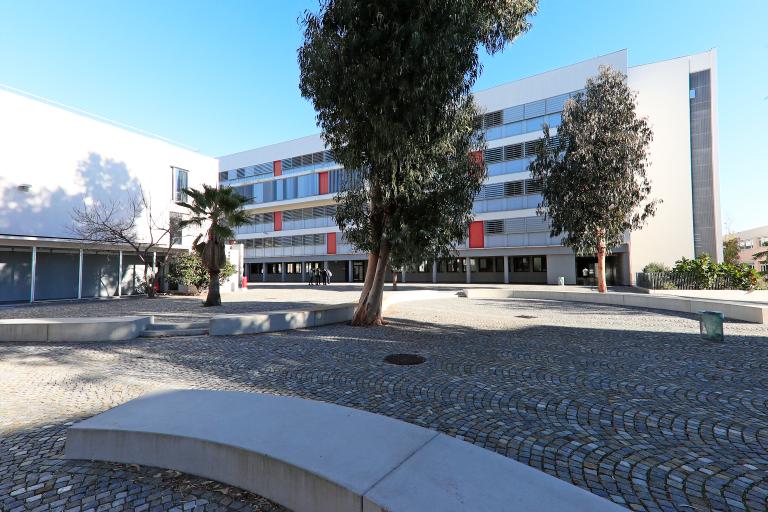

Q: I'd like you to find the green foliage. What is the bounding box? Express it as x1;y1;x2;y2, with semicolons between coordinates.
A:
177;185;248;306
168;253;209;289
168;253;238;291
642;262;669;273
529;66;659;255
723;237;740;265
671;255;760;291
298;0;537;269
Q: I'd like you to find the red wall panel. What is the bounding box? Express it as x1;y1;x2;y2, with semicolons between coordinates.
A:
274;211;282;231
273;160;282;177
469;221;484;248
327;232;336;255
319;171;329;195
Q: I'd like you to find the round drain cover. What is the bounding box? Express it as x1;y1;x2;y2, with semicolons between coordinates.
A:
384;353;426;366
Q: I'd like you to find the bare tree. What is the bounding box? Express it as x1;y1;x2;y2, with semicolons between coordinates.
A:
71;187;178;297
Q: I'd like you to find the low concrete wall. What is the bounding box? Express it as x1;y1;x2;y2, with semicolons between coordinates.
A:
462;288;768;323
210;289;458;336
65;390;625;512
0;316;153;342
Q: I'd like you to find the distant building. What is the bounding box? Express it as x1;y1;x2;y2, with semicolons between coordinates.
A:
729;226;768;272
219;49;723;286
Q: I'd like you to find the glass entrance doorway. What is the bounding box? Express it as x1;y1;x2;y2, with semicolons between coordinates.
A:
352;260;367;282
575;256;618;286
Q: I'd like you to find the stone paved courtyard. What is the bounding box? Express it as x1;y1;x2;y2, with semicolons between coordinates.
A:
2;294;768;511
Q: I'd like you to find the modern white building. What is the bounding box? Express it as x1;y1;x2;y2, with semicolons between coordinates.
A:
219;49;722;286
0;85;219;303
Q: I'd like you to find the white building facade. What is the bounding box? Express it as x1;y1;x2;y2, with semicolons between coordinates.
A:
219;50;722;286
0;86;219;303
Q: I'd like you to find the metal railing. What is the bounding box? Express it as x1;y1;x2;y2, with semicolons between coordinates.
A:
636;272;744;290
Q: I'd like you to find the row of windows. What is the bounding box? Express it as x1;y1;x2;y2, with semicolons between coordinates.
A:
220;162;273;183
283;205;337;222
476;179;543;201
249;262;326;275
235;173;319;204
476;90;582;130
435;256;547;273
282;150;335;172
243;234;326;249
484;135;560;165
484;216;549;235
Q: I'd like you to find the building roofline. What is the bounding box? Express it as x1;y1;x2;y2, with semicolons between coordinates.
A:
0;82;202;153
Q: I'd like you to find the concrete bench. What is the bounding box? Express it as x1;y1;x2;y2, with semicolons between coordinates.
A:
65;390;624;512
462;288;768;323
209;303;356;336
0;316;153;342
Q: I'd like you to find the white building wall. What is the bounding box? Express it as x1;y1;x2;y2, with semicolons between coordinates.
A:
0;87;218;247
627;57;697;276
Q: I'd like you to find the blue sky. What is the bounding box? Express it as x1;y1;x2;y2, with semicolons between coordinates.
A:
0;0;765;231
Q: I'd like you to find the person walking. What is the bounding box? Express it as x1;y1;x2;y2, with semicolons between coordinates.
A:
326;268;333;285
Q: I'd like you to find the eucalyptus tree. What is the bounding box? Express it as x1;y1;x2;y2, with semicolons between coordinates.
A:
178;185;248;307
529;66;658;293
299;0;537;325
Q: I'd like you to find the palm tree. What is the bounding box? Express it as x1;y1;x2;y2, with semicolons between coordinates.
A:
178;185;248;306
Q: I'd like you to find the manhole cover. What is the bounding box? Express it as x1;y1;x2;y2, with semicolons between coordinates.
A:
516;315;536;319
384;353;426;366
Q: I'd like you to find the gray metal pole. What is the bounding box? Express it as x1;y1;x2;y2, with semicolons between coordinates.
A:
77;249;83;299
432;261;437;284
30;246;37;303
348;260;353;283
118;250;123;297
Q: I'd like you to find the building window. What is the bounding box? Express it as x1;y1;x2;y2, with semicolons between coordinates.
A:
532;256;547;272
760;237;768;247
172;167;189;203
513;256;531;272
169;212;183;246
478;257;494;272
739;239;754;250
761;263;768;273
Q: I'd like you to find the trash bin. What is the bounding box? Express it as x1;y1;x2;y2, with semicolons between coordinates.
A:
558;276;565;286
699;311;724;341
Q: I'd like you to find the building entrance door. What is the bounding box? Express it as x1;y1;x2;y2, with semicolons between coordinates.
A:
575;256;617;286
352;260;367;282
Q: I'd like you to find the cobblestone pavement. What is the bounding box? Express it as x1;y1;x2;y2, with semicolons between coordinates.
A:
2;297;768;511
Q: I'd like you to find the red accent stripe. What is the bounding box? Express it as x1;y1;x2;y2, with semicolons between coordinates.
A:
274;211;282;231
273;160;282;177
319;172;329;195
469;221;484;248
327;232;336;254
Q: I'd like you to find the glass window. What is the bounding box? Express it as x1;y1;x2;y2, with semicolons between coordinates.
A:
532;256;547;272
172;167;189;202
169;212;183;246
478;257;494;272
513;256;531;272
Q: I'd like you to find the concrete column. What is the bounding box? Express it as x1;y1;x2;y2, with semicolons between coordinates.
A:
30;246;37;303
401;269;406;283
300;261;306;283
432;261;437;284
281;262;286;282
503;256;510;284
118;250;123;297
77;249;83;299
348;260;353;283
465;257;471;284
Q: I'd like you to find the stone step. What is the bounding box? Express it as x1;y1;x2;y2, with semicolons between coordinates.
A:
140;323;208;338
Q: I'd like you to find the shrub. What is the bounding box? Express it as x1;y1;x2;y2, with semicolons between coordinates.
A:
670;255;760;291
169;253;238;290
642;262;669;273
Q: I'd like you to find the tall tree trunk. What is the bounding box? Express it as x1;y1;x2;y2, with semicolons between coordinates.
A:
143;263;156;298
205;270;222;306
596;237;607;293
352;242;390;326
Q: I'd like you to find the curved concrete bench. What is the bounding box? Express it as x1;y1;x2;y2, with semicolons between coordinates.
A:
0;316;153;342
65;390;624;512
462;288;768;324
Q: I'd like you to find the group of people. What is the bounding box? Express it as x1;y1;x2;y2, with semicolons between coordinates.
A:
308;267;333;286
